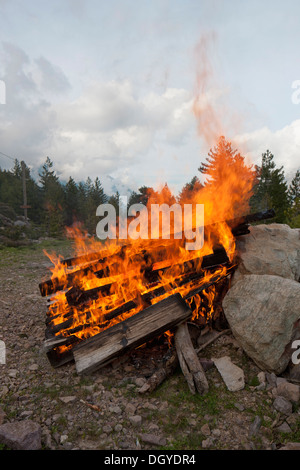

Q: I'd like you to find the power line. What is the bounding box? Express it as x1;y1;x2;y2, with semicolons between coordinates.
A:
0;150;16;162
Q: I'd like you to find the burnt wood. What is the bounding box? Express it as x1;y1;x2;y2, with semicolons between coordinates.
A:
175;322;209;395
73;293;192;375
138;347;179;394
44;335;79;368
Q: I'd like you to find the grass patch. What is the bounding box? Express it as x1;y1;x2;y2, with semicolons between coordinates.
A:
153;372;236;418
150;371;239;449
161;432;204;451
0;238;73;266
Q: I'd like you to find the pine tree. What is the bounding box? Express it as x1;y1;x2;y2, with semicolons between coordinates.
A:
250;150;290;223
198;136;255;218
64;177;80;226
178;176;203;204
39;157;58;188
108;191;120;216
199;136;249;187
39;157;65;236
128;186;156;207
0;163;23;214
158;183;176;206
12;159;22;179
289;169;300;203
288;169;300;227
21;161;43;224
84;177;108;234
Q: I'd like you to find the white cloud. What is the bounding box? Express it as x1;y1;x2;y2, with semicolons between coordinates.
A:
1;39;299;195
35;56;71;94
39;80;196;181
234;120;300;181
0;44;196;186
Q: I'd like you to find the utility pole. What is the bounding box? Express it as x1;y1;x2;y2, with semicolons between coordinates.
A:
20;160;31;222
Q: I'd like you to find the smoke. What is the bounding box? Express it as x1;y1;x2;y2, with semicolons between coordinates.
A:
193;33;224;147
192;32;246;153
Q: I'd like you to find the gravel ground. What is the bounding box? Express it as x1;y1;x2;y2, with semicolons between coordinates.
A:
0;239;299;451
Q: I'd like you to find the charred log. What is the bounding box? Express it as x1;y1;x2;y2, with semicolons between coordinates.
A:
73;293;192;375
174;322;209;395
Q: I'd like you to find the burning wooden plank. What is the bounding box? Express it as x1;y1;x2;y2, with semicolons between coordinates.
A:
39;245;229;297
44;335;78;368
44;264;233;345
73;293;192;375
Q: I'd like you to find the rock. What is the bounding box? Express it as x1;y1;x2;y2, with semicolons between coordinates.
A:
129;415;142;427
102;425;113;434
0;420;41;450
159;401;168;411
202;437;214;448
139;433;167;447
233;224;300;282
287;363;300;382
200;423;211;436
109;405;122;415
8;369;18;378
256;383;266;391
212;356;245;391
222;274;300;374
0;386;9;397
125;403;136;415
234;403;245;412
276;422;292;433
280;442;300;450
60;434;68;444
135;377;146;387
265;372;278;388
138;383;150;394
59;396;76;404
286;414;298;427
249;416;262;437
276;377;287;385
211;428;221;438
276;381;300;403
119;440;132;449
256;373;267;390
273;396;293;415
14;219;27;227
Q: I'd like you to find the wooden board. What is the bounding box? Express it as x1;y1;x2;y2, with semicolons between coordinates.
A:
175;323;209;395
73;293;192;374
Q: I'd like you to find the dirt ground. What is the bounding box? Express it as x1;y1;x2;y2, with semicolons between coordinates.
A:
0;239;299;450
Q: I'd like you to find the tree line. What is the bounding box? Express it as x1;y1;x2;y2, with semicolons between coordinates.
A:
0;137;299;240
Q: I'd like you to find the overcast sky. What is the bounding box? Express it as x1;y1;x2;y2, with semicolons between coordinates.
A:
0;0;299;194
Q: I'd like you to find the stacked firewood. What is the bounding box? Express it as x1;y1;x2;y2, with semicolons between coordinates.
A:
39;209;275;394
